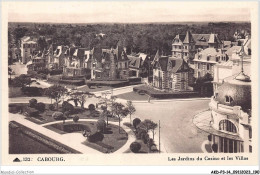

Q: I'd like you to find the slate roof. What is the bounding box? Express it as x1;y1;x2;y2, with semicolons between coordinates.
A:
128;55;142;69
193;48;224;63
169;57;190;73
158;56;169;71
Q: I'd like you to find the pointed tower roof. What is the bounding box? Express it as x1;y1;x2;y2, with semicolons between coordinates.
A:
183;31;195;44
151;50;161;65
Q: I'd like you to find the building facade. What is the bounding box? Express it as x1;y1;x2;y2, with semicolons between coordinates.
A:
20;36;38;64
208;72;251;153
152;56;191;92
172;31;222;63
91;46;129;80
193;48;227;79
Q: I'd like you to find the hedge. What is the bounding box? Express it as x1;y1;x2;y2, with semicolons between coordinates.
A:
61;75;85;80
86;80;129;88
50;69;63;75
59;79;85;86
21;87;45;96
48;76;85;86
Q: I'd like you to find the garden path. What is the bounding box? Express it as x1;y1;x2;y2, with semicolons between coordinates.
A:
9;113;136;154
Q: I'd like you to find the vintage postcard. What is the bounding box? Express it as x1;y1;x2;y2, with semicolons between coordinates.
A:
1;0;259;172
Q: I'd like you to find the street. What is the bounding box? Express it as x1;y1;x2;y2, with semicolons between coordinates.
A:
132;99;210;153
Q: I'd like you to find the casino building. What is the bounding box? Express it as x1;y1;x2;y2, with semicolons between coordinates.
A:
193;59;252;153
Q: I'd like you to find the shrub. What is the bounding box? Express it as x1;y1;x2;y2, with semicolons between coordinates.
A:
130;142;141;153
64;111;70;117
52;112;64;120
96;119;106;133
35;102;45;113
24;107;39;117
62;102;74;113
136;128;147;139
133;118;141;129
29;98;37;108
73;116;79;123
21;87;45;96
49;104;55;111
50;69;63;75
142;133;150;144
101;105;107;111
9;104;23;113
87;132;104;143
88;104;95;111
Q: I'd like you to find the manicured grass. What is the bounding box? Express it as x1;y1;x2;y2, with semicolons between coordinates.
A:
44;121;128;153
116;91;155;101
133;85;198;99
77;85;113;92
9;121;80;154
82;123;128;153
9;87;23;98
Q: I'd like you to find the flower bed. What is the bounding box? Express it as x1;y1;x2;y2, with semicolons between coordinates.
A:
133;85;198;99
48;75;85;86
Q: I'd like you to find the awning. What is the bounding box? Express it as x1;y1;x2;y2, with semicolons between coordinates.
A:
193;110;243;141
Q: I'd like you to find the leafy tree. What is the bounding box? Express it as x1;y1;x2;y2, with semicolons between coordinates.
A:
133;118;141;129
45;85;67;110
35;102;45;113
97;119;106;133
37;37;47;51
138;119;158;140
67;91;94;109
126;100;136;124
112;102;129;133
12;74;35;87
29;98;37;108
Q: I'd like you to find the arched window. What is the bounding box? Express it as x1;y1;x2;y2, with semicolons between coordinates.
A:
219;120;237;133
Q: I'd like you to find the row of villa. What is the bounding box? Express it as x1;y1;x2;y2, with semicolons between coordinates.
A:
21;31;251;94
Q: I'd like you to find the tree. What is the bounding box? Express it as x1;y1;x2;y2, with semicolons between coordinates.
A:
138;119;158;140
97;119;106;133
112;102;129;133
52;112;67;124
126;101;136;124
35;102;45;113
45;85;67;110
29;98;37;108
133;118;141;129
12;74;34;87
67;91;94;109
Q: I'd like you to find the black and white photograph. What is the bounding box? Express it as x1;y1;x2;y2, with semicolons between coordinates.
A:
1;1;259;172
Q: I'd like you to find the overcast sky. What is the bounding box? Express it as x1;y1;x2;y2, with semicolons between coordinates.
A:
7;1;251;23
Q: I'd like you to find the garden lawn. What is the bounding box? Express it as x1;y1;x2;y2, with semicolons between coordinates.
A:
116;91;155;101
77;85;113;92
9;103;119;124
44;121;128;153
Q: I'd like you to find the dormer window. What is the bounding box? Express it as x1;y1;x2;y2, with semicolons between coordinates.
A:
225;96;233;104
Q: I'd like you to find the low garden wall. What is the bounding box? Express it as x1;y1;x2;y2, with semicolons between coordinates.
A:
9;121;80;154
